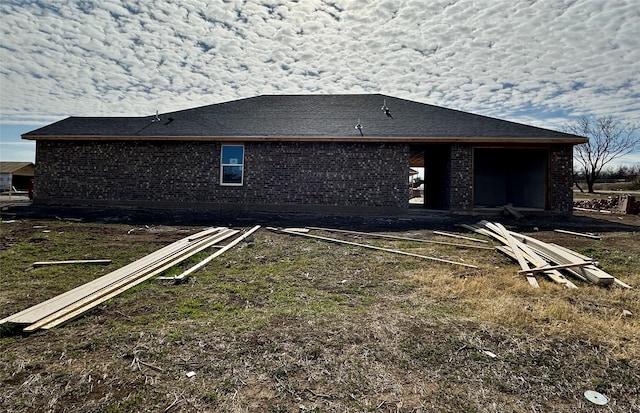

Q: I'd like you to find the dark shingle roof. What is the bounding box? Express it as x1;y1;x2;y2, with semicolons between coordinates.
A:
22;94;586;143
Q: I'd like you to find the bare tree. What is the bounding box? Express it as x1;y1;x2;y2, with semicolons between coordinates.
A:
565;116;639;193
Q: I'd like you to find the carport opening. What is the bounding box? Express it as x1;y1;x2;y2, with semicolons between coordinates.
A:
473;148;548;209
409;145;450;210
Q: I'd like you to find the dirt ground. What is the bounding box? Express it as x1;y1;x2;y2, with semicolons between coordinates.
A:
1;204;639;412
4;201;640;231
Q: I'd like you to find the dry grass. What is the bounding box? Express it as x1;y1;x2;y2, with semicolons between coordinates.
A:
1;217;639;412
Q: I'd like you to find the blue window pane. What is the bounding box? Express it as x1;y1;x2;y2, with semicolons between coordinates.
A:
222;166;243;184
222;146;243;164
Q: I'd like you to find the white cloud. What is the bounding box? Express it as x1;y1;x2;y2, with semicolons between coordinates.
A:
0;0;637;142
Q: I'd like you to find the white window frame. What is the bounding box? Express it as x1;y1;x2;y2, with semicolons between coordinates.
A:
220;144;244;186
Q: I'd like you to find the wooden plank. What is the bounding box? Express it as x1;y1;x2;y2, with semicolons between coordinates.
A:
188;227;223;241
469;225;572;286
22;235;221;330
274;228;478;268
553;229;601;240
432;231;488;243
460;224;506;244
517;261;594;274
526;248;590;283
14;237;199;323
503;204;524;219
548;243;632;288
490;222;539;288
24;229;239;331
33;259;112;267
509;230;614;284
483;222;517;247
306;226;493;250
164;225;261;280
507;231;615;285
1;230;214;325
482;221;582;287
36;234;237;330
507;242;589;283
614;278;633;289
1;227;228;327
497;246;578;288
547;243;595;262
35;243;231;330
471;221;583;287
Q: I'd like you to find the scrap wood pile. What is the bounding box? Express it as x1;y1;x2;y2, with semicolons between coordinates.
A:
0;225;260;333
574;195;638;214
463;221;632;289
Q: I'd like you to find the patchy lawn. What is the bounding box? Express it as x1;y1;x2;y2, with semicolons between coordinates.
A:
1;214;638;412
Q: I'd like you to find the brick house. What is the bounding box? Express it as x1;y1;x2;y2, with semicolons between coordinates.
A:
22;94;586;215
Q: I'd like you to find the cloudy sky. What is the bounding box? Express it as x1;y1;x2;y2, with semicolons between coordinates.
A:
1;0;638;164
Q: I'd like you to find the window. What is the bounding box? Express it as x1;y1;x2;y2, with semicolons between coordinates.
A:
220;145;244;185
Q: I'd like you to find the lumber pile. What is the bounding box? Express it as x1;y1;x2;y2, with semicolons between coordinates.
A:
0;227;255;332
463;221;631;289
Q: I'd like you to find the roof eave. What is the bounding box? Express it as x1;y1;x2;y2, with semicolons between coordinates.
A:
22;135;589;144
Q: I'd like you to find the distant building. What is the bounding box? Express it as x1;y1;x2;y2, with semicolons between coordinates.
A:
0;162;35;192
22;94;586;215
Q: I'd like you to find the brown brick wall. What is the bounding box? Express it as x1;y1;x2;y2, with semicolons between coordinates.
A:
33;140;575;214
35;141;219;202
449;144;474;211
34;140;409;213
549;144;574;214
245;142;408;208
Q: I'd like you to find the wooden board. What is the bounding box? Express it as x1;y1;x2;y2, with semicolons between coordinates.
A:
0;227;231;327
432;231;488;243
507;231;615;285
277;228;478;268
188;227;223;241
490;222;539;288
496;246;578;288
553;229;601;240
24;229;239;331
33;260;112;267
480;221;583;287
518;261;594;274
306;226;493;250
1;232;204;325
166;225;261;280
547;243;594;262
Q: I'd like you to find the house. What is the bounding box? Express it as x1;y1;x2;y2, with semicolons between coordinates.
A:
22;94;587;215
0;162;35;193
